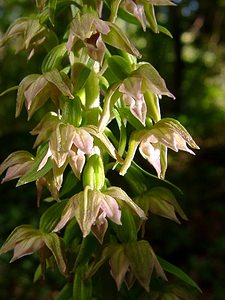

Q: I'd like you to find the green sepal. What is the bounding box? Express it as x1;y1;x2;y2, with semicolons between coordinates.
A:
107;55;133;80
144;4;159;33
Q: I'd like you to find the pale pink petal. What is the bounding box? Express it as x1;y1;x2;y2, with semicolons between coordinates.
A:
101;194;122;225
37;147;52;171
93;18;110;35
73;128;94;154
122;0;146;30
1;161;33;183
139;140;162;177
105;187;146;219
54;201;75;232
119;78;147;124
68;148;86;178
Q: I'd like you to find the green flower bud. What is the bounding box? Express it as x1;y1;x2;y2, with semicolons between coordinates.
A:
82;154;105;190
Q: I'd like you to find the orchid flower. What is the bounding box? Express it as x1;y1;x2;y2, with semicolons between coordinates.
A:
54;186;146;242
38;123;94;181
120;118;199;178
67;13;110;64
119;77;147;125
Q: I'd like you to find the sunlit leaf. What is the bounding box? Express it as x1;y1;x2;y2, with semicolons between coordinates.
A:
42;43;67;73
102;22;141;57
158;257;202;292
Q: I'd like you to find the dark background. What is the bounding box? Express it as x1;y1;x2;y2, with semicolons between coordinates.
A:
0;0;225;299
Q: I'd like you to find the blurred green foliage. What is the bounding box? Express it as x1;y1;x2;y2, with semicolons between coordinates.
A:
0;0;224;299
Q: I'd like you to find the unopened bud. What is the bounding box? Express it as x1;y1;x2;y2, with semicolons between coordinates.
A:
82;154;105;190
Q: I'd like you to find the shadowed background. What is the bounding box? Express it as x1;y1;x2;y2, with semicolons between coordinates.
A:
0;1;224;299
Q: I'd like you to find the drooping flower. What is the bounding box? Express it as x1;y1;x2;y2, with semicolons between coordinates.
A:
38;123;94;183
67;13;110;64
119;77;147;125
67;12;140;64
0;151;34;183
120;118;199;178
54;186;146;242
121;0;147;31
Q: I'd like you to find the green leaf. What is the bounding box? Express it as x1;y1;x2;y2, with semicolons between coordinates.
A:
158;25;173;38
123;163;148;195
39;200;68;233
48;0;57;25
41;43;67;73
107;55;133;80
158;257;202;293
43;232;67;274
112;208;137;243
72;63;91;92
17;143;52;186
103;22;141;58
60;170;80;197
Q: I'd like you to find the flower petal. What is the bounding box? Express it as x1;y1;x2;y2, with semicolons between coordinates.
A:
139;140;162;177
73;128;94;154
102;194;122;225
68;148;85;178
105;187;146;219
